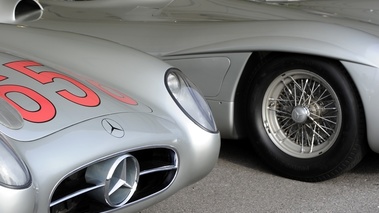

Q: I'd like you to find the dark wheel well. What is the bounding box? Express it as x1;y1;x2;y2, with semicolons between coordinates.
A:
235;51;280;137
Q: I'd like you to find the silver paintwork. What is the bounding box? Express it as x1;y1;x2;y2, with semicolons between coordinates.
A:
17;0;379;152
0;1;221;211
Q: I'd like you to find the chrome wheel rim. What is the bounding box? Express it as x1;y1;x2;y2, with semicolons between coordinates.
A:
262;70;342;158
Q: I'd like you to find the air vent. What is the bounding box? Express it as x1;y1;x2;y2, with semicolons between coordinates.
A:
50;148;178;213
15;0;43;20
0;0;43;23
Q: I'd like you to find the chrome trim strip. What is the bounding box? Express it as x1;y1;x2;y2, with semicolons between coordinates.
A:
50;184;104;207
140;165;178;175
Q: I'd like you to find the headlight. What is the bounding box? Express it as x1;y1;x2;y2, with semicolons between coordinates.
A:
0;136;31;188
165;69;217;133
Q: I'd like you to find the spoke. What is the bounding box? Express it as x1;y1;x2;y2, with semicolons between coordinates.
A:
320;125;335;133
268;97;294;107
281;79;295;103
278;116;293;127
268;97;292;102
267;98;294;116
287;76;304;105
300;125;306;153
315;88;331;103
309;112;337;125
298;124;315;153
292;77;315;106
308;116;331;137
309;124;317;153
322;115;338;120
289;76;302;90
322;107;337;111
268;107;292;116
289;128;299;139
276;114;293;120
298;78;309;106
289;76;312;105
306;123;327;143
281;122;298;134
308;81;320;105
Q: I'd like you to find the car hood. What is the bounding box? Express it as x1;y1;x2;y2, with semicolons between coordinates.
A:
0;52;151;142
32;0;379;35
163;0;379;24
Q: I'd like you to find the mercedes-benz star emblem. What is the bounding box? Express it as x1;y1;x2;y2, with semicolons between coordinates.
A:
102;118;125;138
104;155;139;207
85;154;140;208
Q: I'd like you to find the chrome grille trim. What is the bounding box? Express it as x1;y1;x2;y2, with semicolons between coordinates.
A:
140;165;178;175
50;184;104;207
49;147;178;213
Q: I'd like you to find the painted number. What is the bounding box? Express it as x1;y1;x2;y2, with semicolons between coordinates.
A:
0;82;56;123
2;60;101;123
4;61;100;107
2;60;138;123
88;80;137;105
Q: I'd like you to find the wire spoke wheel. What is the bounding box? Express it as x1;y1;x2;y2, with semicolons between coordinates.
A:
246;54;366;181
263;70;342;158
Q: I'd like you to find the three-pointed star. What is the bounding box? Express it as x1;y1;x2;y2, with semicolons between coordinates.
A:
106;120;123;134
108;159;133;196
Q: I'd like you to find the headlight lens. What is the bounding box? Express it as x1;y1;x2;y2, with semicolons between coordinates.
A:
0;136;31;188
166;69;217;133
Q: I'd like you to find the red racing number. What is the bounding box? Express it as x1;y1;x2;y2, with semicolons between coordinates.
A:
88;80;137;105
4;61;100;107
2;61;102;123
2;60;137;123
0;78;56;123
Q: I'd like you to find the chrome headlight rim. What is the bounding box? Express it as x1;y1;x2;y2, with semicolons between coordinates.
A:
165;68;218;133
0;135;31;189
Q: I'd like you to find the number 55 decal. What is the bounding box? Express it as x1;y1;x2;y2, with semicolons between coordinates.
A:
2;61;101;123
0;81;56;123
4;61;101;107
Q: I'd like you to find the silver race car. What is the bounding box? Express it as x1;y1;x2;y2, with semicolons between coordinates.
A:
0;1;220;212
11;0;379;182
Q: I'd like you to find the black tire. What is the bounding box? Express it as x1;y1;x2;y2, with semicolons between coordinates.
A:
246;54;366;182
